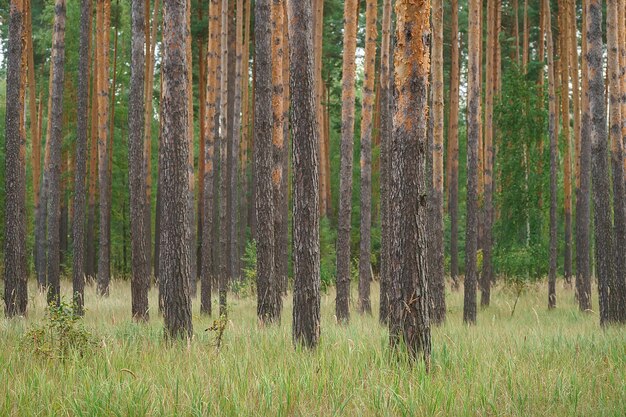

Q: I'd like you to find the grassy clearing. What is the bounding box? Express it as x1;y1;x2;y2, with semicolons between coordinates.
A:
1;279;625;416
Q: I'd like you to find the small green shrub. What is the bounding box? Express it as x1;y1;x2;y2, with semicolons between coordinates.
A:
21;298;99;360
320;217;337;292
236;239;258;298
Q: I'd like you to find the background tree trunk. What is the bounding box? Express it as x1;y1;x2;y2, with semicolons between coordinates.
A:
46;0;67;306
271;0;288;303
378;0;392;324
96;0;111;297
255;0;279;323
607;0;626;322
545;0;558;309
429;0;446;322
576;0;592;311
335;0;359;323
357;0;377;316
128;0;150;321
464;0;481;324
559;0;573;288
288;0;321;348
447;0;460;291
202;0;221;316
587;0;612;325
72;0;92;315
218;0;229;315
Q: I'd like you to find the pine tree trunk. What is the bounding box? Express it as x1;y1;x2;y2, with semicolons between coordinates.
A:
357;0;377;316
218;0;229;315
37;108;51;290
464;0;481;324
559;0;573;288
335;0;359;323
230;0;243;283
271;0;288;303
161;0;193;339
72;0;92;315
202;0;221;316
239;0;252;280
46;0;67;306
26;0;40;290
86;40;98;281
288;0;321;348
448;0;460;290
186;0;197;298
96;0;111;296
197;8;206;285
378;0;392;324
576;0;592;311
570;0;582;218
607;0;626;322
481;0;497;307
522;0;529;70
280;0;290;294
314;0;326;217
254;0;279;323
429;0;446;321
128;0;150;321
587;0;613;324
4;0;28;316
545;0;558;309
144;0;160;279
388;0;432;368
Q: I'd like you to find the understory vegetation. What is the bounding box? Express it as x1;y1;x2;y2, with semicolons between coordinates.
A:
1;280;624;416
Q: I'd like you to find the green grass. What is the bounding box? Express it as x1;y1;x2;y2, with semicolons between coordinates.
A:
1;279;625;416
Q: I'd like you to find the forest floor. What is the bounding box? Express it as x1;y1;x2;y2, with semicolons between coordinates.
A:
1;279;625;416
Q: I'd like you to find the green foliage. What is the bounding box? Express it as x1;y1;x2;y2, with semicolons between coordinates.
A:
494;64;549;280
21;298;99;360
320;216;337;292
236;239;258;298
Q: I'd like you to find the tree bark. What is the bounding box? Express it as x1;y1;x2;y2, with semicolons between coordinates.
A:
197;3;206;285
388;0;432;368
586;0;613;325
202;0;221;316
72;0;92;315
576;0;592;311
128;0;150;321
144;0;161;279
545;0;558;309
429;0;446;322
464;0;480;324
357;0;377;316
218;0;229;316
96;0;111;296
4;0;28;317
313;0;326;217
378;0;392;324
559;0;573;288
25;0;40;290
447;0;460;290
271;0;288;302
46;0;67;306
335;0;359;324
607;0;626;322
255;0;280;323
161;0;193;339
288;0;321;348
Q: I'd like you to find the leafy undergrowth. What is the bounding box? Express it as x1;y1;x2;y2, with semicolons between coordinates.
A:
1;280;625;416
